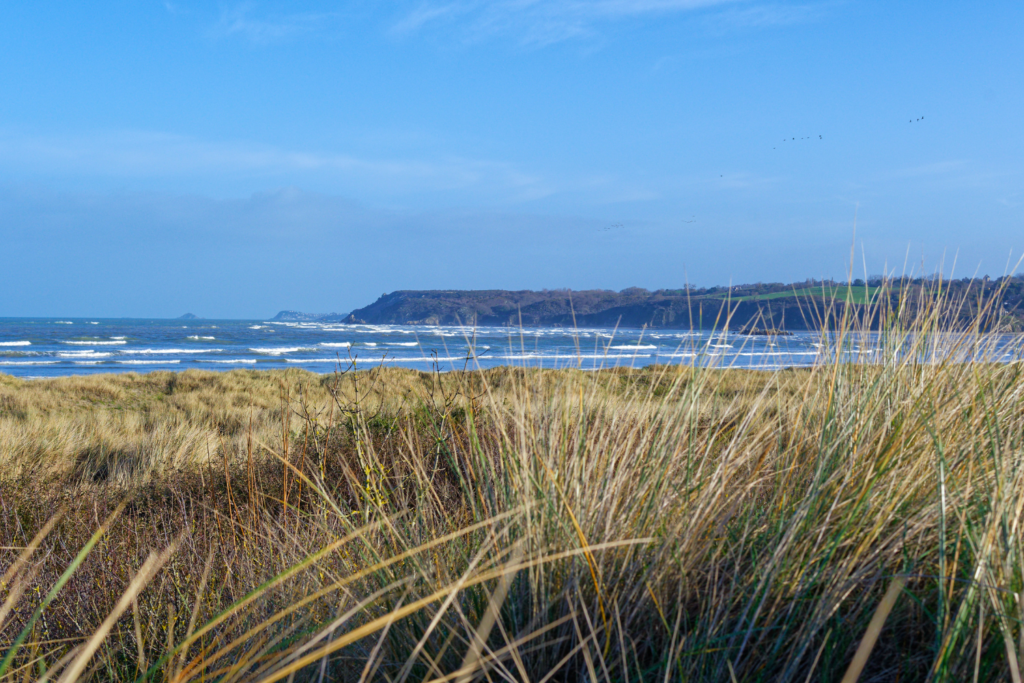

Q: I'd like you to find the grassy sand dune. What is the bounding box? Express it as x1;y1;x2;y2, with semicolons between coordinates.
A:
2;282;1024;681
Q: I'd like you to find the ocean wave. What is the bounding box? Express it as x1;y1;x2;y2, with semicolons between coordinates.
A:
734;351;821;357
125;348;224;354
608;344;658;350
55;321;73;324
0;360;59;365
249;346;316;355
72;361;105;365
488;353;653;361
0;341;31;346
187;335;216;340
116;360;181;365
376;355;480;363
110;336;126;340
210;359;258;364
363;342;378;347
58;351;113;359
284;356;452;365
318;342;352;348
62;340;126;346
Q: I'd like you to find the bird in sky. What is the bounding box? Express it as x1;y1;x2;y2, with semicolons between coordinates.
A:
780;135;821;145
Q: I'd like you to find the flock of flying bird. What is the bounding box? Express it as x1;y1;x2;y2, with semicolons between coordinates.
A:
773;116;924;148
775;134;821;149
602;116;925;232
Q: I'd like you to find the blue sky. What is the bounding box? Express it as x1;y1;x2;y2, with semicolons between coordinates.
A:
1;1;1022;318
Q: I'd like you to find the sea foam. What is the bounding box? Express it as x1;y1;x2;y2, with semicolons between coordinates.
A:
0;360;58;365
62;340;126;345
117;360;181;365
249;346;316;355
126;348;224;354
58;351;113;358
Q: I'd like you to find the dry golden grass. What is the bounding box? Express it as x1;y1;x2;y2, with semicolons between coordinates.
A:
0;366;784;486
1;278;1024;682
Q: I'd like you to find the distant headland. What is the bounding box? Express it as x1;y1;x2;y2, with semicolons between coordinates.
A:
272;277;1024;331
271;310;348;323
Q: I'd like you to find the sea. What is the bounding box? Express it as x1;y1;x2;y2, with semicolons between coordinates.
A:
0;318;1021;379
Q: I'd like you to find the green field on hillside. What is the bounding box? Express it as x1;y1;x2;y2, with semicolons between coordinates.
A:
718;284;890;304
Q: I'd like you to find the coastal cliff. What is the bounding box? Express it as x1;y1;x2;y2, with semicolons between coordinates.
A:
339;289;843;329
332;280;1023;331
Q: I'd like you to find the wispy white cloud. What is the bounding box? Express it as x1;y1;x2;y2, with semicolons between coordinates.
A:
391;0;740;46
881;160;967;180
704;2;831;31
996;191;1021;208
391;2;468;35
211;3;339;44
711;170;784;189
199;0;825;48
0;129;551;200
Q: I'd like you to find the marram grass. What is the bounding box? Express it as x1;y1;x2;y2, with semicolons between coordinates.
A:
1;279;1024;681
